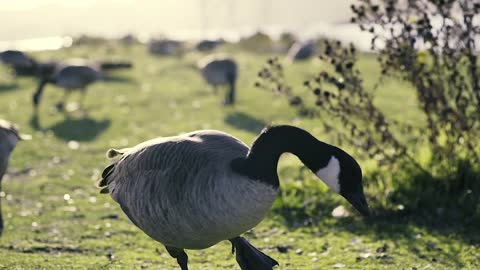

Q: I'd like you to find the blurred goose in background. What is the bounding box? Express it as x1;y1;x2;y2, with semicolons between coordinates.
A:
195;39;223;52
0;50;38;76
98;125;370;270
148;39;183;56
0;120;30;236
97;60;132;71
33;60;100;111
197;56;238;105
32;59;132;110
287;40;316;61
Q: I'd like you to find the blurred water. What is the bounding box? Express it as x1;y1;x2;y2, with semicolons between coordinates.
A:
0;23;374;52
0;36;73;52
1;0;476;52
0;0;377;51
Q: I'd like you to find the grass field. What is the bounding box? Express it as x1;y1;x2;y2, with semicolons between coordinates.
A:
0;43;478;269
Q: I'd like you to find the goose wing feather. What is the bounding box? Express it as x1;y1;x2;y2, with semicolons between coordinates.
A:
98;130;248;196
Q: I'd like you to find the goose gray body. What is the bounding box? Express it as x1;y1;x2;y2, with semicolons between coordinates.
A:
196;40;223;52
104;130;277;249
0;119;29;236
287;41;316;61
0;120;26;173
198;57;237;86
0;129;14;184
149;39;183;56
0;50;37;76
48;59;102;88
33;60;102;109
0;50;34;67
54;65;100;89
198;56;238;105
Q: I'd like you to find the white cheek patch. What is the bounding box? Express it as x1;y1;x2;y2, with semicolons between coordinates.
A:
315;156;341;193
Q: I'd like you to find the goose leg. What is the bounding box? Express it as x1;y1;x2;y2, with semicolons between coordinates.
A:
224;72;236;105
224;86;235;106
165;246;189;270
229;236;278;270
56;90;71;111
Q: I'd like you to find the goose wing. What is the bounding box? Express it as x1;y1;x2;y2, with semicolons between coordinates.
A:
98;130;248;196
56;65;100;88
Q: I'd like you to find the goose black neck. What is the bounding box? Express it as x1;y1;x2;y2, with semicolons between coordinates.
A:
244;125;332;187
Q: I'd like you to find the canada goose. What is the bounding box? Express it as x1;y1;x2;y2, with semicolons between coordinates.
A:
287;41;316;61
148;39;183;56
32;58;132;110
198;56;238;105
32;61;100;110
0;50;37;76
98;125;370;270
196;40;223;52
0;120;30;236
119;34;139;46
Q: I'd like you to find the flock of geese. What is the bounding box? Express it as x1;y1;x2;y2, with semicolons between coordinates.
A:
0;39;369;270
33;59;133;110
1;48;239;109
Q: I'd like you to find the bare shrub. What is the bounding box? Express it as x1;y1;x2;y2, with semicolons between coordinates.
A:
257;0;480;211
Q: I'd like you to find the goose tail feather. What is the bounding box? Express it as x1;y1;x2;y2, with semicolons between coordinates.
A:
99;148;129;194
98;163;115;193
106;148;123;159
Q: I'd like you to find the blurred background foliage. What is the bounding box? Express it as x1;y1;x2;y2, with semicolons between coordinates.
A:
257;0;480;224
0;0;479;269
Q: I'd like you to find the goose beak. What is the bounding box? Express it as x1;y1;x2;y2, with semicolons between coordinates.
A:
343;190;371;217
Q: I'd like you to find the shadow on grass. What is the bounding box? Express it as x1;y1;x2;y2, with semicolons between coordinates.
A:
0;83;18;93
273;196;477;268
30;112;110;142
224;112;267;134
271;165;480;268
336;214;473;268
102;75;136;84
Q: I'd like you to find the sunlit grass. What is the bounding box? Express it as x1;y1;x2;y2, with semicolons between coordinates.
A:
0;43;478;269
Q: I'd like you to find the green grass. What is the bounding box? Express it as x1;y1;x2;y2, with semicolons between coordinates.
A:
0;43;478;269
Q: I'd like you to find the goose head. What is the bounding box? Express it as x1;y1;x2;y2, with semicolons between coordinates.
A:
310;146;370;217
242;125;370;216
